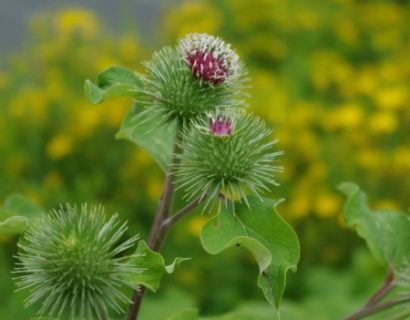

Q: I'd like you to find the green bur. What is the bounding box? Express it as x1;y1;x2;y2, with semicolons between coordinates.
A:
176;112;283;209
14;204;140;320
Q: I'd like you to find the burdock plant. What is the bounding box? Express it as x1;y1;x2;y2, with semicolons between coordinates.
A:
4;33;301;320
4;30;408;320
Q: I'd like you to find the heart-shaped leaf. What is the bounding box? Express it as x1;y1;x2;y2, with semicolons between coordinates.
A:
126;240;188;292
116;104;177;172
84;66;142;104
339;182;410;271
200;198;300;310
0;194;44;235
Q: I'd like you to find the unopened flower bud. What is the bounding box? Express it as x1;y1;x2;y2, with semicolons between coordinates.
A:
209;115;233;137
179;33;240;85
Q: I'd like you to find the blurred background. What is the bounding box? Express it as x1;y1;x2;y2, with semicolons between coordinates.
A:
0;0;409;319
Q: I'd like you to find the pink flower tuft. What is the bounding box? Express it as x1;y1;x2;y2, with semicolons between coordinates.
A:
179;33;240;85
187;51;228;85
209;115;233;136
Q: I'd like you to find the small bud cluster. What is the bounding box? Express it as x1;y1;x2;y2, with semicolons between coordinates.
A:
179;33;240;85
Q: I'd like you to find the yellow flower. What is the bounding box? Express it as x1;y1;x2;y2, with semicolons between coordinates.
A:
8;88;47;124
375;86;407;110
289;195;311;218
355;68;377;96
356;149;385;170
335;18;358;46
45;70;65;101
54;8;98;39
165;2;222;38
314;192;341;218
392;147;410;171
46;134;74;159
368;111;397;134
294;8;318;30
118;34;140;62
73;104;102;138
327;104;364;130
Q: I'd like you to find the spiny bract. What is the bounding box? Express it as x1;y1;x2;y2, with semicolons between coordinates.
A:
14;204;141;320
133;34;247;127
175;111;283;209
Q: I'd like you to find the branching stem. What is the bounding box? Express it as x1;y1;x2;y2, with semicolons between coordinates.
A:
344;296;410;320
365;268;394;307
344;269;410;320
125;127;202;320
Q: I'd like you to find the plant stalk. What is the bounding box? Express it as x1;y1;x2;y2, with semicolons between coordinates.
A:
125;127;202;320
343;268;395;320
344;296;410;320
365;268;394;307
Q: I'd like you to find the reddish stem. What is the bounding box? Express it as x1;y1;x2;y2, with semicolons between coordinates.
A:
343;268;408;320
365;268;394;307
125;128;202;320
344;296;410;320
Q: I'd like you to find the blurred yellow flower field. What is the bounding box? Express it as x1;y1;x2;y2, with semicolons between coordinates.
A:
0;1;409;318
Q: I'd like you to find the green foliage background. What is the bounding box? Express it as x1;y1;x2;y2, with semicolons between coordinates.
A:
1;0;409;318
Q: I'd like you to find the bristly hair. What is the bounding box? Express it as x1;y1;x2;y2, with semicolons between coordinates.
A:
14;204;142;320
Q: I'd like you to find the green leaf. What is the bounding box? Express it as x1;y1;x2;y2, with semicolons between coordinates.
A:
339;182;410;271
126;241;188;292
115;104;177;172
3;193;43;216
165;257;191;274
166;310;198;320
0;194;44;235
0;216;28;235
139;288;196;320
84;66;142;104
200;198;300;309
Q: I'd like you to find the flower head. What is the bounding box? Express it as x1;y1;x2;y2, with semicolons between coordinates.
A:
209;115;233;137
176;112;283;209
179;33;240;85
135;44;247;127
14;204;141;320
